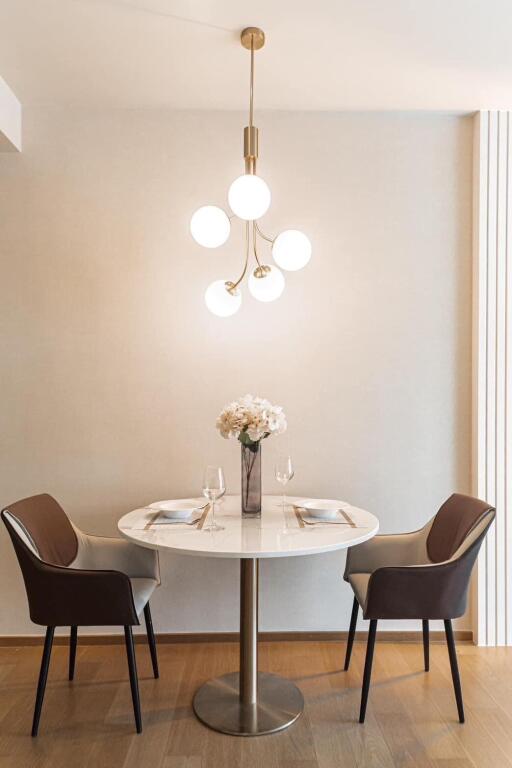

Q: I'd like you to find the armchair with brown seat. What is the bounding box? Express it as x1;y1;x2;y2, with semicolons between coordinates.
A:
1;493;160;736
343;493;495;724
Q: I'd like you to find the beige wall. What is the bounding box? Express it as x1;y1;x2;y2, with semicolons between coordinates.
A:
0;109;473;636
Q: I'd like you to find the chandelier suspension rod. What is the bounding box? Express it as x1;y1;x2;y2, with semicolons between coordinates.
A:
249;34;254;129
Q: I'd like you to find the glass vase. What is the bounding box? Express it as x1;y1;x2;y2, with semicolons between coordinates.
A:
241;441;262;517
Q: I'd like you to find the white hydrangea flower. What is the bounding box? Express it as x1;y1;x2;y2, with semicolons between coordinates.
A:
216;395;287;444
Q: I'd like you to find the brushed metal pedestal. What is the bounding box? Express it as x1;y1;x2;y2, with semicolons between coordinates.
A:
192;559;304;736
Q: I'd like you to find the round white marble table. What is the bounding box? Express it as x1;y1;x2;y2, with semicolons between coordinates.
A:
118;495;378;736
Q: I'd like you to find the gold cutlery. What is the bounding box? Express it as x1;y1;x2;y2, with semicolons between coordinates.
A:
143;511;160;530
294;508;305;529
197;503;211;530
340;509;356;527
300;517;364;527
139;516;202;531
293;506;364;528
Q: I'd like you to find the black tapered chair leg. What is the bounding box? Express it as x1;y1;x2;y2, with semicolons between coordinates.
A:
32;626;55;737
359;619;378;724
344;597;359;671
69;625;78;681
124;626;142;733
143;603;159;679
422;619;429;672
444;619;465;723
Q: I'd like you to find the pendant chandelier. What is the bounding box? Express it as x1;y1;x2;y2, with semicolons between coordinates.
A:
190;27;312;317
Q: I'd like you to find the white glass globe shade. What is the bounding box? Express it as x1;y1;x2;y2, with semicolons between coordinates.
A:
248;266;285;303
272;229;312;271
228;175;271;221
205;280;241;317
190;206;230;248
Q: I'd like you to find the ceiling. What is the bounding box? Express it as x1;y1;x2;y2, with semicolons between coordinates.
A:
1;0;512;112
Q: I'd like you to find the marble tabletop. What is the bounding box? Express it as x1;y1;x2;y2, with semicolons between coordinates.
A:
118;495;379;559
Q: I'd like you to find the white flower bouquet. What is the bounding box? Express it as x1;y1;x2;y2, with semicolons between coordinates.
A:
216;394;287;448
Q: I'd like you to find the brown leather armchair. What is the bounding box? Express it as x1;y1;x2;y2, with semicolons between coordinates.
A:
343;493;495;724
2;493;161;736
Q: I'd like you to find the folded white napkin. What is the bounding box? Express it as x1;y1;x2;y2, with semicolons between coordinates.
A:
299;513;351;526
148;513;202;526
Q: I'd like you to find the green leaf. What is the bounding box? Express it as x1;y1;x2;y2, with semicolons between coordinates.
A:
239;431;259;450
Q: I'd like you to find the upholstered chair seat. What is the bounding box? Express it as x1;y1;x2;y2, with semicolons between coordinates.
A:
343;493;495;724
2;493;161;735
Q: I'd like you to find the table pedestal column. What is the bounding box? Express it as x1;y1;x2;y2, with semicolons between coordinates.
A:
192;558;304;736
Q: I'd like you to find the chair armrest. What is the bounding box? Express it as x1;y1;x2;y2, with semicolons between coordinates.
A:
2;512;142;627
343;527;430;580
23;558;139;627
73;529;160;582
362;514;492;620
364;559;473;620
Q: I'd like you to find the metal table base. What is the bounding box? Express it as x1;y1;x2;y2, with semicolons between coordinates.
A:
192;559;304;736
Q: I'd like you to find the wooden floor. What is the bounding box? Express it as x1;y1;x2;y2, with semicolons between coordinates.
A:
1;639;512;768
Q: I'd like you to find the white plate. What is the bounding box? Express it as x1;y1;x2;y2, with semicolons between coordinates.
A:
301;499;347;520
150;499;205;520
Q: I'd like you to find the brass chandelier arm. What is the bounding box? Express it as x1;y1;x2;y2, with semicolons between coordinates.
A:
252;221;271;279
227;221;250;293
227;220;273;294
252;221;262;267
254;221;275;245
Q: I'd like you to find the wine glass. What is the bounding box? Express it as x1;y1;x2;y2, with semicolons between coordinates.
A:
202;466;225;532
275;456;294;509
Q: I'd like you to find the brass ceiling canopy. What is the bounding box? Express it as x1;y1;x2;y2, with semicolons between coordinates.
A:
240;27;265;50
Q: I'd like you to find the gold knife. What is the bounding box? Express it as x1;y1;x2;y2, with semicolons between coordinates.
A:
143;511;160;530
197;503;211;530
340;508;356;528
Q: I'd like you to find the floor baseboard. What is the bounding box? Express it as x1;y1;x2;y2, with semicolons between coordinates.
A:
0;629;473;646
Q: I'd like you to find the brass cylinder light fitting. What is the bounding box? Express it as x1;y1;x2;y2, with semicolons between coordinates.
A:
244;126;258;175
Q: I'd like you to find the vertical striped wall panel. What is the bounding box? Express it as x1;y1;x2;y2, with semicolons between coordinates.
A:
473;111;512;646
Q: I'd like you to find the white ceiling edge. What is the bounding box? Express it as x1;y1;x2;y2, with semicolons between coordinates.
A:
10;104;479;117
0;76;21;151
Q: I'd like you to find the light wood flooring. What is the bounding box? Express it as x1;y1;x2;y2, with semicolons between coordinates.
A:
1;639;512;768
